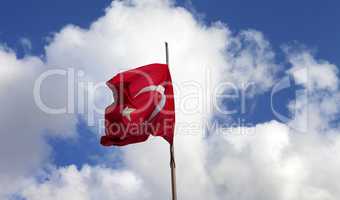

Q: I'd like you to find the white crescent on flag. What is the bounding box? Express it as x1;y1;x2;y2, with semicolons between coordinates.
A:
134;85;166;121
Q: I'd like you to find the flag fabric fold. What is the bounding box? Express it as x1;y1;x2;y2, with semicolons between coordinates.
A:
101;63;175;146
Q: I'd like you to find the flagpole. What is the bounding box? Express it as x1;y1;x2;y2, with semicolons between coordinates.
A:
165;42;177;200
170;144;177;200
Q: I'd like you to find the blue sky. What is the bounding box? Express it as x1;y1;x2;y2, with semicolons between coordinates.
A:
1;1;340;199
1;0;340;65
0;0;111;57
186;0;340;65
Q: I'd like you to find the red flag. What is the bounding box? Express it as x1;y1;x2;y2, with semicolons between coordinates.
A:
101;63;175;146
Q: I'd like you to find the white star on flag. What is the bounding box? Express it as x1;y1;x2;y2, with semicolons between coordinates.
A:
122;106;135;121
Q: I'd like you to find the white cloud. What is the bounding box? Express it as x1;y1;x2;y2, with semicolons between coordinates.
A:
287;51;340;132
209;119;340;200
288;51;339;91
226;30;280;93
0;42;76;199
21;165;147;200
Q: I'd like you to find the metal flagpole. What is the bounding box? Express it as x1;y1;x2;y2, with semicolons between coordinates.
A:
165;42;177;200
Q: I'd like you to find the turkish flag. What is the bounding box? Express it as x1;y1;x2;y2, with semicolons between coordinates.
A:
101;63;175;146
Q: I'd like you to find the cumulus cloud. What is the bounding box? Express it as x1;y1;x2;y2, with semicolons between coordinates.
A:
287;51;340;132
21;165;147;200
1;0;339;200
288;51;339;91
226;30;280;93
0;46;77;198
209;120;340;200
207;51;340;200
